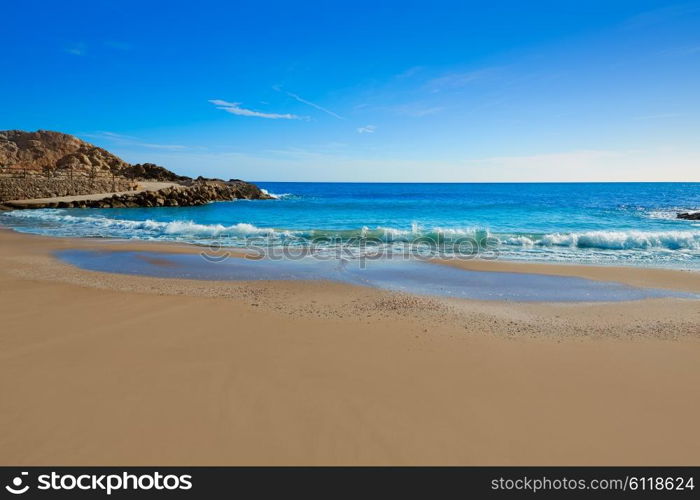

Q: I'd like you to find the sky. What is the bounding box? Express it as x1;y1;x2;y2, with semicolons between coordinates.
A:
1;0;699;182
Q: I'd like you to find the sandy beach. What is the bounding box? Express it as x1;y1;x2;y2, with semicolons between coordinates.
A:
0;228;698;465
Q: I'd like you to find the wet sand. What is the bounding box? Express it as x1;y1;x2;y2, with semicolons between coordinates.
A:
0;229;698;465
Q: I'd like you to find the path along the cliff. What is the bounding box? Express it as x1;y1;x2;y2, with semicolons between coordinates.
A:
4;181;179;208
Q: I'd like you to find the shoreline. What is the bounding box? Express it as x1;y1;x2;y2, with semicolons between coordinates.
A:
2;225;698;292
1;228;699;465
437;257;700;293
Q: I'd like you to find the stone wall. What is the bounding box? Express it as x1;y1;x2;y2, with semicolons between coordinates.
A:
3;181;272;209
0;175;136;202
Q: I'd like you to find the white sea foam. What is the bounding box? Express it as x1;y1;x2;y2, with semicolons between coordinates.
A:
260;189;293;200
3;210;700;252
502;235;536;247
3;210;297;239
548;230;698;250
647;209;700;220
502;230;700;250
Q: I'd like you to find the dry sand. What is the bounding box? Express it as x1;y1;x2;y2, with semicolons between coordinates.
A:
0;228;698;465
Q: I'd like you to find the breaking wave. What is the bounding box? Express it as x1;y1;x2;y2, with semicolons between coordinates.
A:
260;189;294;200
3;210;700;252
504;230;700;251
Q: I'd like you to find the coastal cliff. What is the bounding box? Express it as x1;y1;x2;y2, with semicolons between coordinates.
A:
0;130;271;207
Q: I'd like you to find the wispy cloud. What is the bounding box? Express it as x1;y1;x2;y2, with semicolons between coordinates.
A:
623;2;700;29
357;125;376;134
395;66;424;79
394;103;444;117
425;68;494;93
64;41;134;56
64;44;86;56
83;131;187;151
633;112;683;120
658;44;700;57
104;41;133;51
209;99;306;120
273;86;344;120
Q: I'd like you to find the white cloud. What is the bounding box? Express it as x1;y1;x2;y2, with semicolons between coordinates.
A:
209;99;306;120
357;125;376;134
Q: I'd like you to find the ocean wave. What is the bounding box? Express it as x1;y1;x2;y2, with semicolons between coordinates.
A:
502;230;700;251
2;210;299;239
260;189;294;200
3;210;700;252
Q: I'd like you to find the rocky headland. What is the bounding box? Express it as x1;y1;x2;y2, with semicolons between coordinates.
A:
0;130;271;209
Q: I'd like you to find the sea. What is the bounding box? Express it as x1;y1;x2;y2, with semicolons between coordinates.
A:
2;182;699;270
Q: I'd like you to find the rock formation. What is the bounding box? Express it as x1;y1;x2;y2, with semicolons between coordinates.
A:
0;130;271;207
3;181;270;210
677;211;700;220
0;130;129;175
120;163;191;183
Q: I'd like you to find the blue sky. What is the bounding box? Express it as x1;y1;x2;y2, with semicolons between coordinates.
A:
2;0;699;181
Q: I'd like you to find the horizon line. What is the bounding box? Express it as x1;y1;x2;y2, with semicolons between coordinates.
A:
249;180;700;184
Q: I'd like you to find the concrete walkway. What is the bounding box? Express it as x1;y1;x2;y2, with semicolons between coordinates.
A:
5;181;179;207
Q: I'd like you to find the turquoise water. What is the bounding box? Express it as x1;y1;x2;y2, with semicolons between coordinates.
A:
3;182;700;269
